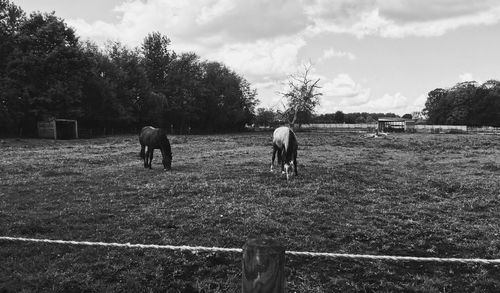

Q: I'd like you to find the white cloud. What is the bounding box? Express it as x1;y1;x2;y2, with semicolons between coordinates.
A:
317;74;426;114
459;73;473;82
62;0;500;115
305;1;500;38
458;72;481;83
206;36;307;80
361;92;427;114
70;0;500;49
318;74;371;113
319;48;356;61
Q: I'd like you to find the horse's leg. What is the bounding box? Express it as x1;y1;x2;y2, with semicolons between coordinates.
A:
271;145;277;172
144;147;149;168
293;149;298;176
280;147;286;174
148;148;154;169
140;144;145;160
159;147;167;170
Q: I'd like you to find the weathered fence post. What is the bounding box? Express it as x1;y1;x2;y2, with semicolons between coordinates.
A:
242;237;285;293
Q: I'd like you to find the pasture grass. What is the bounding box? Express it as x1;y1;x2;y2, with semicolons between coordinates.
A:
1;132;500;292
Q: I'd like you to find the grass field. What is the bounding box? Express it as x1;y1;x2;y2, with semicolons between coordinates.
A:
1;131;500;292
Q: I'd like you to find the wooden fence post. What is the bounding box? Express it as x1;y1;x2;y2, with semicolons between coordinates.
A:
242;237;285;293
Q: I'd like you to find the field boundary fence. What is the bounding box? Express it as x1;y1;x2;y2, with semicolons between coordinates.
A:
2;236;500;264
300;123;377;133
78;127;140;138
3;235;500;291
298;123;500;134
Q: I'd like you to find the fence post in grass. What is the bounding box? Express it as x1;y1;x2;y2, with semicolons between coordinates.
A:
242;237;285;293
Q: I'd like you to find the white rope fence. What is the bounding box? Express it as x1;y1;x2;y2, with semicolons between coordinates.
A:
2;236;500;265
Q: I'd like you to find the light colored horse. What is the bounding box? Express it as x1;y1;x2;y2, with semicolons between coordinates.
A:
271;126;298;180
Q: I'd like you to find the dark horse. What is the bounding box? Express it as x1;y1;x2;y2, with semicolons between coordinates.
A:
139;126;172;170
271;126;298;180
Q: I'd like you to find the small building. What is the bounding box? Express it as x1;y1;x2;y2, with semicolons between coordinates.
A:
38;118;78;139
378;118;406;132
378;118;416;133
404;120;416;132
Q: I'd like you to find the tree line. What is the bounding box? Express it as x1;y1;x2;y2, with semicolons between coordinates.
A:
424;80;500;127
254;108;401;127
0;0;257;136
257;78;500;128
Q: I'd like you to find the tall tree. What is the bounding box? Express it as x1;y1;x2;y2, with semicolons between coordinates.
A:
141;32;174;93
2;11;88;134
423;88;448;124
200;61;257;132
280;64;322;128
424;81;500;126
141;32;175;128
80;41;151;129
0;0;26;135
164;52;204;133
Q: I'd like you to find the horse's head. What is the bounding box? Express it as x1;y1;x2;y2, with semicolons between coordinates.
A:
284;162;294;180
162;154;172;171
161;135;172;171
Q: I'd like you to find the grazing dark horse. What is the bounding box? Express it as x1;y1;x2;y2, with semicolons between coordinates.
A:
139;126;172;170
271;126;298;180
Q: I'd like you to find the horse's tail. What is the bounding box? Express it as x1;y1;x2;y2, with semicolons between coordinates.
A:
140;145;145;159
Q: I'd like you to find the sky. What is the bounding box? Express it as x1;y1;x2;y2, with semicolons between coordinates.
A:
13;0;500;115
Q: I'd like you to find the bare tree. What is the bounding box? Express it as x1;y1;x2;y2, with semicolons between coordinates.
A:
279;64;322;128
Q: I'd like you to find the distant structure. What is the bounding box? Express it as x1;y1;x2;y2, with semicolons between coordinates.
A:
38;118;78;139
377;118;414;133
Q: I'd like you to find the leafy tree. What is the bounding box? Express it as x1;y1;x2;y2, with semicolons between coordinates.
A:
402;114;412;119
0;2;261;136
164;52;204;133
334;111;345;123
280;64;322;127
468;80;500;126
445;81;477;125
424;81;500;126
141;32;178;128
254;108;278;127
141;32;174;93
0;1;25;135
80;41;151;129
200;62;257;132
424;88;448;124
1;11;88;134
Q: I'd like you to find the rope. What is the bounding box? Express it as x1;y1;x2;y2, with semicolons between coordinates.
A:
286;251;500;264
0;236;242;253
2;236;500;264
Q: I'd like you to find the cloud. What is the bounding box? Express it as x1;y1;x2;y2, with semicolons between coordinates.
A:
458;73;474;82
68;0;310;48
377;0;500;22
305;1;500;38
70;0;500;49
317;74;426;114
458;73;484;84
319;48;357;61
62;0;500;114
205;36;307;80
361;92;427;114
318;74;371;113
